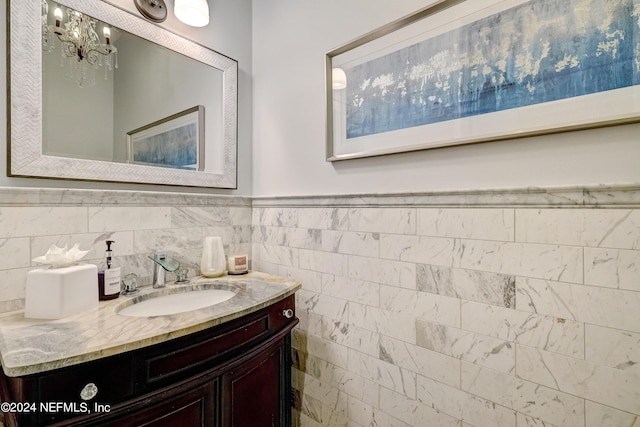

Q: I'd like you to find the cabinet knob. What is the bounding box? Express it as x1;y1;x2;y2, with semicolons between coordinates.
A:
282;308;294;319
80;382;98;401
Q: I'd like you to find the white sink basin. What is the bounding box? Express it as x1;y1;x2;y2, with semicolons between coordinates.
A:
118;289;236;317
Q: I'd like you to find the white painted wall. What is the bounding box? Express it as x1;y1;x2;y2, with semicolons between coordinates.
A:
251;0;640;197
0;0;252;194
42;40;114;161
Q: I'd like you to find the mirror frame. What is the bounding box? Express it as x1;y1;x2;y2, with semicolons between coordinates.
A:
8;0;238;188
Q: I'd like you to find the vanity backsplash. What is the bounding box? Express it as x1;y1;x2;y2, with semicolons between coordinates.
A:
0;188;252;314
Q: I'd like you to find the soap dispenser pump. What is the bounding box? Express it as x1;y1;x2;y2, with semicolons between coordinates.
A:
98;240;121;300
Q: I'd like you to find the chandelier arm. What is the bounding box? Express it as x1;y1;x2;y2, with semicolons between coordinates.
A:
85;45;116;57
60;41;78;59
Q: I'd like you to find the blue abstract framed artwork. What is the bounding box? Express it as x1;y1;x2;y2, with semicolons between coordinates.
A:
326;0;640;161
127;106;205;171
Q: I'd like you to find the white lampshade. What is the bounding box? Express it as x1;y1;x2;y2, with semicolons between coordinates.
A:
174;0;210;27
332;68;347;90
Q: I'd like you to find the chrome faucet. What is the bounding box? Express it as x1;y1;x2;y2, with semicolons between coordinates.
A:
149;254;180;288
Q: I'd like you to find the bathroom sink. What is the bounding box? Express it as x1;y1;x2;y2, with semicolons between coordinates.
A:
118;288;236;317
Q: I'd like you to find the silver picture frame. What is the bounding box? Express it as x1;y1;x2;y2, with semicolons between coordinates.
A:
127;106;205;172
326;0;640;162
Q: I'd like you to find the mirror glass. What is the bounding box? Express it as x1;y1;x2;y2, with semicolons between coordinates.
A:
9;0;237;188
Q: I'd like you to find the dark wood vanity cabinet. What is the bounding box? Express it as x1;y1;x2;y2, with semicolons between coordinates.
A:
0;295;297;427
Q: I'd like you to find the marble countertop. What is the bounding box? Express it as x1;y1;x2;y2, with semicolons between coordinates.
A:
0;272;300;377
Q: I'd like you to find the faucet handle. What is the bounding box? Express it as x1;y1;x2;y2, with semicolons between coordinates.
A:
175;268;189;283
122;273;139;295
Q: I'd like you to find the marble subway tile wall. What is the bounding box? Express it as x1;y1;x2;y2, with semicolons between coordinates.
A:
0;189;252;313
252;188;640;427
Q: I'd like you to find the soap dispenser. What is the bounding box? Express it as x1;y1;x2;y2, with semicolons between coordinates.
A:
98;240;121;300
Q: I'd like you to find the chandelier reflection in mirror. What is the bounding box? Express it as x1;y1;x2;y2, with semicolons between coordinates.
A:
41;0;118;87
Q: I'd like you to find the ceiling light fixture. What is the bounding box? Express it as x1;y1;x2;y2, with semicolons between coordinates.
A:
133;0;168;23
174;0;210;27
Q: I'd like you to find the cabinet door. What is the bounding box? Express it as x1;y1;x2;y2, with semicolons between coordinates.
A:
60;379;218;427
222;339;288;427
117;381;217;427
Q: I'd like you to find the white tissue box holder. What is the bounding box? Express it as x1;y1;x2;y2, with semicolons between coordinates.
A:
25;264;99;319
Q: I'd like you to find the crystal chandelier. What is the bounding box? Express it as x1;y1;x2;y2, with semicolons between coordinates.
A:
42;0;118;87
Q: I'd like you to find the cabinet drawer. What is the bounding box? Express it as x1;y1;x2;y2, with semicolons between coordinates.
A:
144;314;270;384
3;355;133;426
137;295;296;389
38;354;133;403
